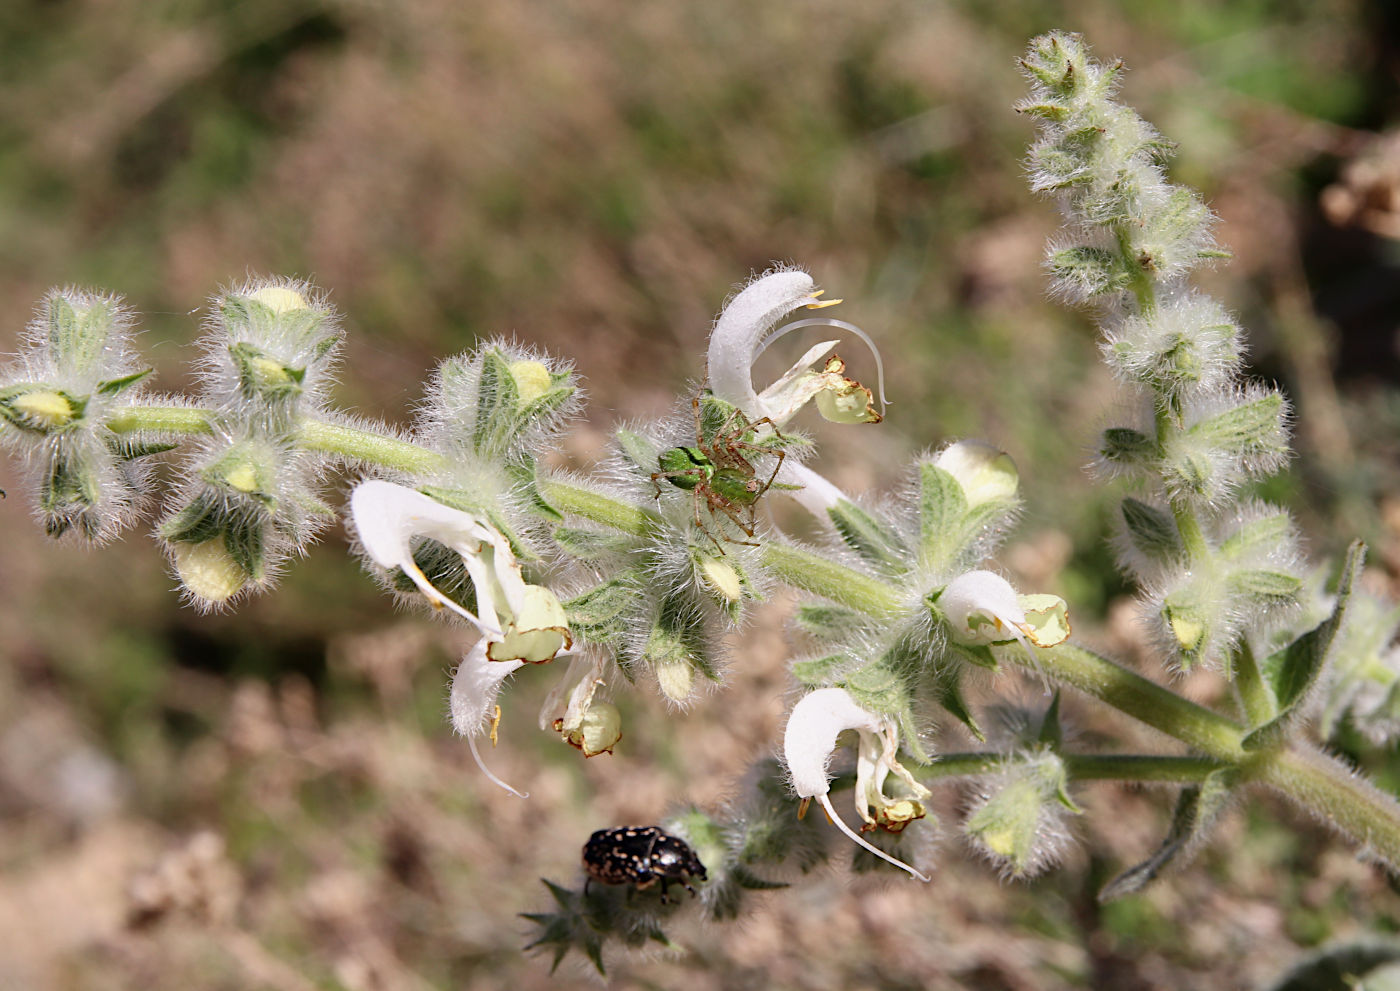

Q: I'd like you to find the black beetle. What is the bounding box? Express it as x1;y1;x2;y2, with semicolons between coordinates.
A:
582;825;707;902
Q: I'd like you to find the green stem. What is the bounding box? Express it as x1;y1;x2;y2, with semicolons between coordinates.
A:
923;752;1225;783
761;541;903;619
1256;744;1400;871
539;479;658;538
1232;639;1277;727
104;404;215;435
1008;643;1246;761
1115;224;1158;319
296;419;446;474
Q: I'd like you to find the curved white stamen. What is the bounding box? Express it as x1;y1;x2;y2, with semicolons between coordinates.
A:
757;317;890;414
467;732;528;799
817;793;930;882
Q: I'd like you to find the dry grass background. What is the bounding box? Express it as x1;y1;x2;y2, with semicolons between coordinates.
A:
3;0;1400;987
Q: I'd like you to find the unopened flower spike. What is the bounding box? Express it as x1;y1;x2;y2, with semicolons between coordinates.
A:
938;570;1070;665
450;640;528;797
706;270;887;428
350;479;572;663
782;687;931;881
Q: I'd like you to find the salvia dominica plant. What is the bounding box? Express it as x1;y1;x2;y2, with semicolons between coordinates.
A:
3;31;1400;975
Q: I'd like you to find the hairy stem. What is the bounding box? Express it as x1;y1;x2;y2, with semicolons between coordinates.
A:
1007;643;1246;761
1256;744;1400;871
538;479;658;538
296;419;446;474
924;752;1226;783
104;404;215;436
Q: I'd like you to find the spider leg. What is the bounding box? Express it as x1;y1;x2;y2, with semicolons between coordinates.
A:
691;486;727;554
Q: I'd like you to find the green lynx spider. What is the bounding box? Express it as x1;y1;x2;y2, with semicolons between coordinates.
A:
651;394;787;552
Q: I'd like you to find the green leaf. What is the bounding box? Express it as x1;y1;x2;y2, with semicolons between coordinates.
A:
552;525;640;560
614;427;660;474
518;385;576;435
1099;768;1238;900
1244;542;1365;751
160;492;225;545
643;593;718;682
1226;569;1303;604
95;367;154;396
47;294;113;376
791;653;850;686
917;462;967;568
793;603;862;640
827;499;907;572
730;865;789;891
505;459;563;521
1187;392;1286;458
1220;511;1293;561
1048;245;1133;297
1121;498;1180;561
1100;427;1157;467
473;347;520;458
1037;691;1064;748
931;664;985;741
563;571;644;648
842;652;913;718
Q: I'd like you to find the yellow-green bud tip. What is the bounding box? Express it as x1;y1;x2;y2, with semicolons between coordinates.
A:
249;286;309;314
11;390;78;429
172;540;249;605
509;360;553;405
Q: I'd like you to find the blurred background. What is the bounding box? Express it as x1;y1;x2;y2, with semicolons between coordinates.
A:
3;0;1400;987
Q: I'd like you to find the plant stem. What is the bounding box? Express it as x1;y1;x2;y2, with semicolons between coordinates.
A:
1257;744;1400;871
1006;643;1246;761
1233;639;1277;727
761;541;903;620
538;479;657;538
104;404;215;435
296;419;446;474
923;752;1225;783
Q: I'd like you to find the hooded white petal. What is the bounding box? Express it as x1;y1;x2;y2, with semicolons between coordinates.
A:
941;570;1029;645
707;271;819;417
940;570;1070;652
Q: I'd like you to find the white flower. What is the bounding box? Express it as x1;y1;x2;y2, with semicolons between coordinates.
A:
350;480;571;664
938;570;1070;659
449;640;527;796
706;270;885;429
782;687;932;881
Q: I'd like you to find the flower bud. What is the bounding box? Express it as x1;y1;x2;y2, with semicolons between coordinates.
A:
964;752;1078;878
509;359;553;404
0;386;85;433
171;539;251;606
933;441;1019;508
655;657;695;704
